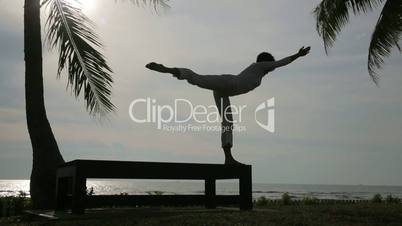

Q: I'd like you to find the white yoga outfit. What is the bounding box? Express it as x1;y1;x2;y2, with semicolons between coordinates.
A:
177;60;290;148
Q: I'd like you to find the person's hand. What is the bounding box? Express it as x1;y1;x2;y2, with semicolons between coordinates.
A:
298;46;311;57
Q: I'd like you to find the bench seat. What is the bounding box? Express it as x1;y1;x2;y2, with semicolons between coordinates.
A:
55;160;252;213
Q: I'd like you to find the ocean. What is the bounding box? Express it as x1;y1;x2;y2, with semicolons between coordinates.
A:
1;180;402;200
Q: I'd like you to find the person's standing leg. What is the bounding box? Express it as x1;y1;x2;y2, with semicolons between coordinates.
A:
213;91;243;165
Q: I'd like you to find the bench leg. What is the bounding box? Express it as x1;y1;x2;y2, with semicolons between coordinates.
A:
55;177;70;211
239;167;252;210
205;179;216;209
72;176;86;214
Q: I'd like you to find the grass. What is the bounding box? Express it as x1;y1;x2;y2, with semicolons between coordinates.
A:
0;192;30;218
1;203;402;226
1;193;402;225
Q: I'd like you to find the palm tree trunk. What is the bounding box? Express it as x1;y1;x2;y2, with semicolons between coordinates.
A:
24;0;65;209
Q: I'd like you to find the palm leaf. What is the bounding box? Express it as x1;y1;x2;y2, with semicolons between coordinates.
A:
130;0;170;9
45;0;115;117
117;0;170;11
314;0;384;53
43;0;169;117
368;0;402;85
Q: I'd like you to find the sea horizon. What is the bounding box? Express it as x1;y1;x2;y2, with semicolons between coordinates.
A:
2;179;402;201
1;178;402;187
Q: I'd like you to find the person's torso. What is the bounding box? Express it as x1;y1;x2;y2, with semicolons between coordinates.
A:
229;63;266;96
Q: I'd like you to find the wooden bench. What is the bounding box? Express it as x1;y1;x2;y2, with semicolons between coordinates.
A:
55;160;252;213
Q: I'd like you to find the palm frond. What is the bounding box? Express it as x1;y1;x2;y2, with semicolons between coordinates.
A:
368;0;402;85
117;0;170;11
314;0;384;53
45;0;115;117
41;0;51;7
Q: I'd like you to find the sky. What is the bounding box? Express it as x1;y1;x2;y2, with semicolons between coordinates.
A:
0;0;402;186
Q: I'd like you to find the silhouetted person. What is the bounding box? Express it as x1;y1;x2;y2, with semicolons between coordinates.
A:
146;46;311;165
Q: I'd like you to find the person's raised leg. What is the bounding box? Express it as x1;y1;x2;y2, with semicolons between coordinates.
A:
146;62;182;78
213;92;244;165
146;62;236;93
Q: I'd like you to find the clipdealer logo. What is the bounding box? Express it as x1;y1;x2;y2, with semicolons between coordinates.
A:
128;97;275;133
254;97;275;133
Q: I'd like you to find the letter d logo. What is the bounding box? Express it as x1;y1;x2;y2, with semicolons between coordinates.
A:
254;98;275;133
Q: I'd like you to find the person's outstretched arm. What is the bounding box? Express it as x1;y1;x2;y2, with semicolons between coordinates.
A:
258;46;310;71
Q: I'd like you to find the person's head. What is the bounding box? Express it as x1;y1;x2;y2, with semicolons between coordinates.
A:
256;52;275;63
256;52;275;74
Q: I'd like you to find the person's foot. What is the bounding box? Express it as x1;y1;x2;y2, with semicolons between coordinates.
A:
146;62;183;79
224;158;246;165
145;62;168;73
